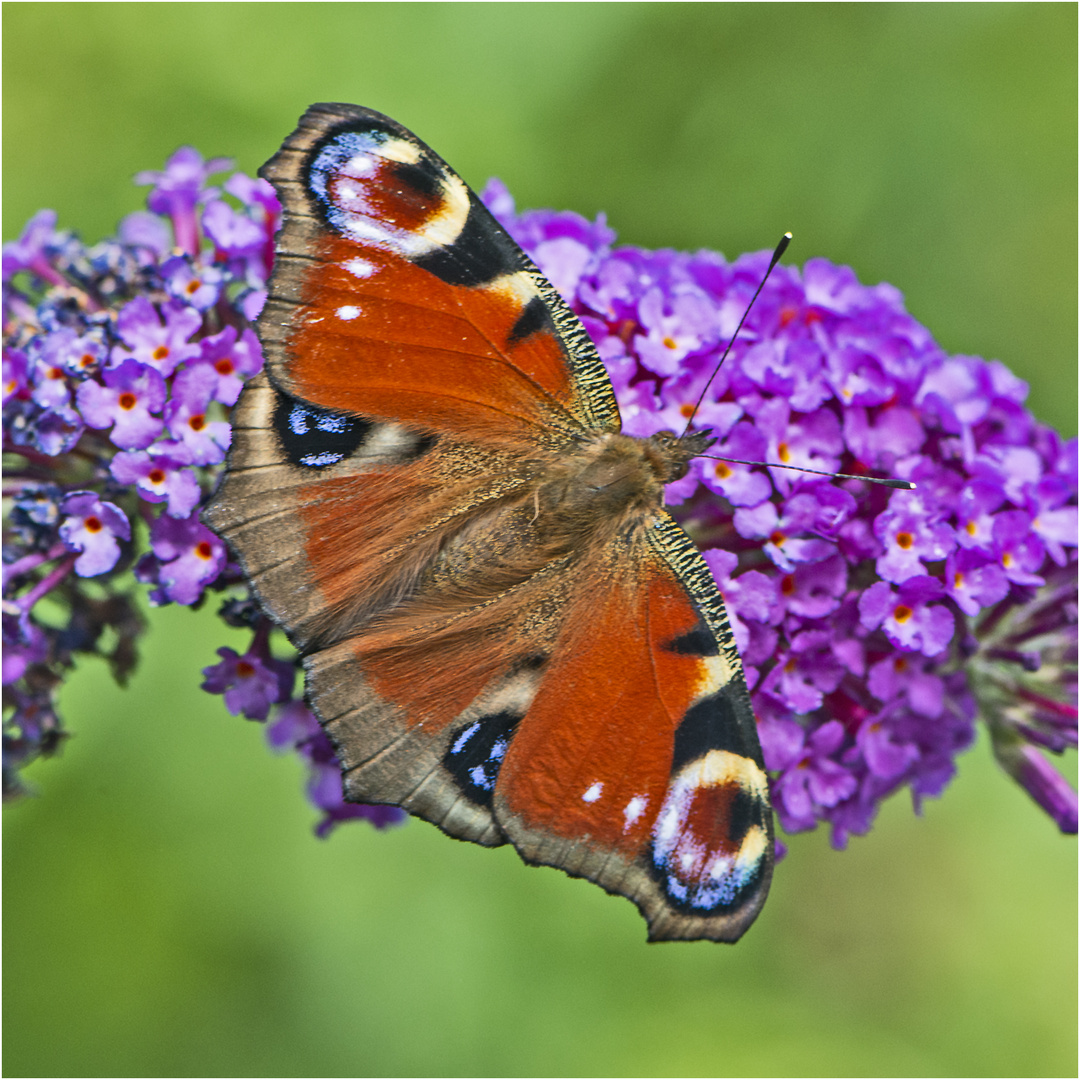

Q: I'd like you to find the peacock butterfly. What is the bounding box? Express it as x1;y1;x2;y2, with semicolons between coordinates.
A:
205;103;774;942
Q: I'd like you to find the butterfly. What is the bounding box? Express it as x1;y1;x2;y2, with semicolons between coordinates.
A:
206;103;774;942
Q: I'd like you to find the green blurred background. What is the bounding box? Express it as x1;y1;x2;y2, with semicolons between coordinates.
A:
4;4;1076;1076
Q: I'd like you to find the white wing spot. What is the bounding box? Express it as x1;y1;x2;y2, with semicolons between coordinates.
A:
343;154;374;176
342;257;375;279
336;305;361;321
582;782;603;803
623;795;648;830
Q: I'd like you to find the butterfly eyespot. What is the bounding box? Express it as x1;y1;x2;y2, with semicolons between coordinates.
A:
649;751;770;915
272;389;375;469
444;711;521;808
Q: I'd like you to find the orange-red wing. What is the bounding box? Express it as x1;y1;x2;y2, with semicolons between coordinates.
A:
258;103;619;449
493;515;774;942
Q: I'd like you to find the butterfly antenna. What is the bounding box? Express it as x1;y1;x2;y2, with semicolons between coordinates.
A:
680;231;792;439
699;454;916;490
680;232;914;491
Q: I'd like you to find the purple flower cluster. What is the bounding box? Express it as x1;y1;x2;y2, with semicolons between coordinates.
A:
2;150;400;835
3;149;1075;858
485;179;1078;842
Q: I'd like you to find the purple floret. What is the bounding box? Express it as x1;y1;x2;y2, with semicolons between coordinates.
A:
76;359;166;449
201;646;294;721
149;511;226;605
164;364;231;464
58;491;130;577
110;446;201;518
111;295;202;377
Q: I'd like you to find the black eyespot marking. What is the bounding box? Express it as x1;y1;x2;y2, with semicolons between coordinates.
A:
515;652;549;673
444;710;521;808
671;691;761;773
414;193;522;287
413;432;438;457
726;786;761;849
273;389;372;469
272;388;438;469
665;621;719;657
507;295;553;347
390;158;443;202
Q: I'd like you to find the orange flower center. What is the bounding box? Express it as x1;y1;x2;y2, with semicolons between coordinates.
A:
780;574;795;596
152;345;170;362
214;358;235;376
188;414;206;432
715;462;732;480
235;659;256;678
895;531;914;550
84;515;103;533
663;336;678;350
770;530;787;547
148;469;166;485
777;441;791;463
893;604;913;623
195;541;214;560
118;392;137;410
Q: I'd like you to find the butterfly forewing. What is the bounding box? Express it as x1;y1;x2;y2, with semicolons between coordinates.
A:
206;102;774;941
258;103;619;444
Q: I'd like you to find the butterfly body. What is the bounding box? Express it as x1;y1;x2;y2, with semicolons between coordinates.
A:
207;103;774;941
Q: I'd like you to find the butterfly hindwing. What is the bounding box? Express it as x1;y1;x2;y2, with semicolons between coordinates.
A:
206;102;775;941
493;513;773;942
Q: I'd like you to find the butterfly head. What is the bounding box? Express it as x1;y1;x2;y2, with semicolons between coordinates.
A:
646;428;717;483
